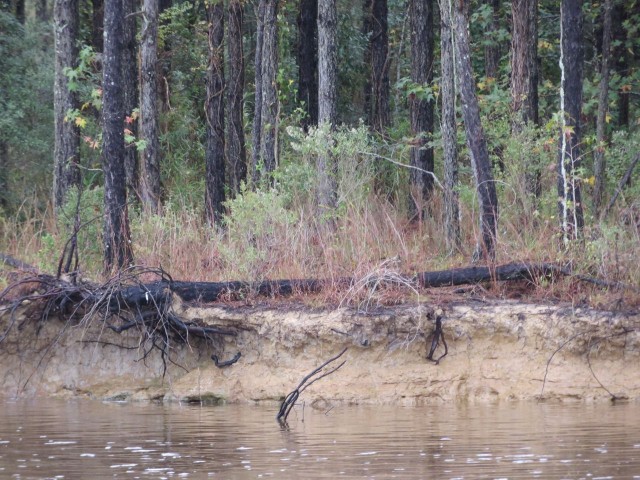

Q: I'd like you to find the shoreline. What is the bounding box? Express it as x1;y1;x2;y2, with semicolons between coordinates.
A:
1;300;639;404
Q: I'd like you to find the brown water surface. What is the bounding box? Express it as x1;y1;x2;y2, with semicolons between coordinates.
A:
0;399;638;479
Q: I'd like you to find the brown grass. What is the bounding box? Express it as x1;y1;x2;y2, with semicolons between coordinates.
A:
1;188;639;310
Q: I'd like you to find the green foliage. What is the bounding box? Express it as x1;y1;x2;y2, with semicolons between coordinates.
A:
219;184;297;281
51;186;105;273
285;122;376;212
0;13;55;212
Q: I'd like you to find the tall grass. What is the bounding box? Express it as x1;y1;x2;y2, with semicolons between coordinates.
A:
1;123;639;307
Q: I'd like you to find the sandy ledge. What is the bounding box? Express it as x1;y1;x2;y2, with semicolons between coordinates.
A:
1;300;639;405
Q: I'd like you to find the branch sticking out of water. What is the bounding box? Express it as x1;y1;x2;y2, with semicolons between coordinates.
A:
276;347;348;428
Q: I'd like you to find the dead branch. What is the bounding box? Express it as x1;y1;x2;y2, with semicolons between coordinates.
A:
426;314;448;364
276;347;348;428
211;351;241;368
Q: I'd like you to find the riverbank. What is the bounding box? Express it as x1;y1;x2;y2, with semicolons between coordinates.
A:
1;300;638;404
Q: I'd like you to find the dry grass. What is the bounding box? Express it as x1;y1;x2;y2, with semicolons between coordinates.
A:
1;186;639;310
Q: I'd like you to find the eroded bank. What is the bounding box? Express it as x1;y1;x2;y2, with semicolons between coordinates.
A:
1;300;639;404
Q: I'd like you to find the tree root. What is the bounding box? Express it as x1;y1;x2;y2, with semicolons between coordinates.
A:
277;347;348;428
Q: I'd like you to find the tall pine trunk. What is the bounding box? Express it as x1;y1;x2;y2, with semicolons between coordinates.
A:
440;0;461;254
53;0;81;209
140;0;162;213
453;0;498;261
226;0;247;195
102;0;133;271
298;0;318;129
370;0;390;132
408;0;434;219
557;0;584;242
593;0;612;214
251;0;279;182
251;0;265;183
483;0;500;79
91;0;103;52
510;0;538;128
317;0;338;210
122;0;139;201
205;0;226;224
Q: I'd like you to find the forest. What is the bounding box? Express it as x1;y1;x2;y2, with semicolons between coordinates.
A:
0;0;639;306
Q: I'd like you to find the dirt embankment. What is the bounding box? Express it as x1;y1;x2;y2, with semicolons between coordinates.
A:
1;300;639;404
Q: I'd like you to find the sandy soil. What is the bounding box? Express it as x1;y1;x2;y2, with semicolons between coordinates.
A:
1;299;639;404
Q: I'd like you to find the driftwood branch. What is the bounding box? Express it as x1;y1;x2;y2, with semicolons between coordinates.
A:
276;347;348;427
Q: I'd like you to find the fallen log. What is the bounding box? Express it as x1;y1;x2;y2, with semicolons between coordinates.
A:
106;262;628;308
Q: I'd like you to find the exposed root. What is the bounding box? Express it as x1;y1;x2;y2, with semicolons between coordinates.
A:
277;347;348;428
0;266;237;385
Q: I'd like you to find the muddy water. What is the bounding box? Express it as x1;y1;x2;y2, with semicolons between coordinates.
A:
0;399;639;479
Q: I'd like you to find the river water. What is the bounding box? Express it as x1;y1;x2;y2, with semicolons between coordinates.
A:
0;399;638;479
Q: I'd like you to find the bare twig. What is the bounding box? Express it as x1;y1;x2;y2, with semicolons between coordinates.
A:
276;347;348;427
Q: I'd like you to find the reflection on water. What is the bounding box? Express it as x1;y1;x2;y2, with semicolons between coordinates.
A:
0;398;638;479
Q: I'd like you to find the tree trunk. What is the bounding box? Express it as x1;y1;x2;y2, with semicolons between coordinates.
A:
510;0;540;198
205;0;226;225
612;2;628;128
317;0;338;209
557;0;584;244
0;141;8;211
510;0;538;128
91;0;103;52
408;0;434;219
15;0;24;23
226;0;247;195
483;0;500;79
440;0;461;254
122;0;139;202
36;0;49;21
362;0;372;126
102;0;133;272
251;0;265;183
298;0;318;129
53;0;81;209
453;0;498;260
370;0;390;132
592;0;612;214
140;0;162;214
245;0;277;184
258;0;279;176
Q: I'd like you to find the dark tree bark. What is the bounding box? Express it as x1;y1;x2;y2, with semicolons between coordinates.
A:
408;0;434;218
226;0;247;195
250;0;265;183
158;0;172;113
317;0;338;209
122;0;139;202
453;0;498;260
53;0;81;209
102;0;133;271
205;0;226;224
440;0;461;254
36;0;49;21
251;0;278;182
370;0;390;132
362;0;372;125
91;0;103;52
592;0;612;214
611;2;628;127
483;0;500;79
0;141;8;211
15;0;24;23
510;0;538;128
557;0;584;243
298;0;318;129
140;0;162;214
